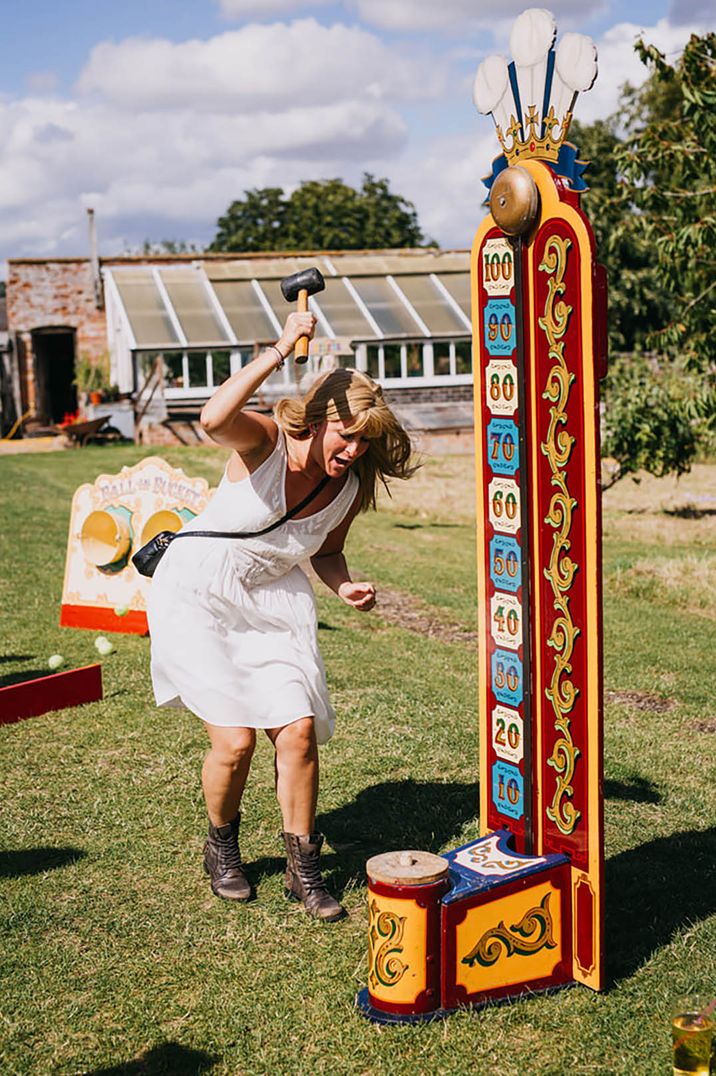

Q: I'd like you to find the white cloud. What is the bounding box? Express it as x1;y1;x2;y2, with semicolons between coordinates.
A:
0;18;435;260
667;0;715;23
352;0;606;33
0;85;406;259
575;18;702;122
389;123;496;249
219;0;331;16
76;21;446;111
1;9;706;269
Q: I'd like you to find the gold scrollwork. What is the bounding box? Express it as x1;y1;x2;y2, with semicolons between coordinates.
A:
467;845;523;873
538;235;582;836
367;899;408;991
461;892;557;967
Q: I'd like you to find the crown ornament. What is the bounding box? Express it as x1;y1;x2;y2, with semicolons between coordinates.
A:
473;8;598;165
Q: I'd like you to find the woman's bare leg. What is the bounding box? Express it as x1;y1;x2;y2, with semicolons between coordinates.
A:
266;717;343;920
202;723;256;826
202;718;316;829
265;717;318;833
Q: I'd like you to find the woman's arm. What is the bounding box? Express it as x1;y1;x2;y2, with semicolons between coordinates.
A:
310;495;376;612
200;312;316;451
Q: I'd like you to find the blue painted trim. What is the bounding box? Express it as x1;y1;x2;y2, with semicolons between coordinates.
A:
541;48;556;136
557;143;589;191
482;141;590;197
507;61;523;140
441;829;569;905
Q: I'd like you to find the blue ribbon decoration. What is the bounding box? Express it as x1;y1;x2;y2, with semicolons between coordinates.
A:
482;141;589;201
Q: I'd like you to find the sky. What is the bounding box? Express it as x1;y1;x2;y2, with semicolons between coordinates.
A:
0;0;712;274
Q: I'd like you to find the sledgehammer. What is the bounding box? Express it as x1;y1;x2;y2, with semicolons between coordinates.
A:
280;267;325;364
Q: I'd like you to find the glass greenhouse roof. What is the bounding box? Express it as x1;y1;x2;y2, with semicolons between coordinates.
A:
161;268;229;346
105;252;471;350
313;277;376;338
211;280;277;343
112;268;179;347
394;275;468;335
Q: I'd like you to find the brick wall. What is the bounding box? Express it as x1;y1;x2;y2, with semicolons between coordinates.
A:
7;260;106;351
383;383;473;406
7;259;107;414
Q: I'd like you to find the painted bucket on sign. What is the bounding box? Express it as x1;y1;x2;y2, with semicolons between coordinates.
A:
140;510;184;546
80;510;132;570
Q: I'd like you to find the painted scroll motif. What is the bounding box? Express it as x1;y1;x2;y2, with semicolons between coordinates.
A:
538;235;581;837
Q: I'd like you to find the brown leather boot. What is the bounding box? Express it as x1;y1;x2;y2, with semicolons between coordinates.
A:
203;813;252;902
282;831;345;922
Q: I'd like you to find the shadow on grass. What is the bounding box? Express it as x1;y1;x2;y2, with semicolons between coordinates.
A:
0;654;34;664
606;826;716;983
663;506;716;519
0;667;53;688
248;779;477;895
84;1042;217;1075
393;522;462;530
0;846;86;877
604;776;662;804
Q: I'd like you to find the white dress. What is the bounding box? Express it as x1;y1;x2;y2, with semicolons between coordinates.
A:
147;431;359;744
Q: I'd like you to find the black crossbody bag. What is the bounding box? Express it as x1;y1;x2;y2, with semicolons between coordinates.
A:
132;474;331;578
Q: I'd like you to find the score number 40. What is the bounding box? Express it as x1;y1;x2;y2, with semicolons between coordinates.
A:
491;593;522;648
493;603;520;637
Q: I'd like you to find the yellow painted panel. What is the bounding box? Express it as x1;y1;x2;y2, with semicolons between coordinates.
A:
455;882;562;994
367;891;427;1006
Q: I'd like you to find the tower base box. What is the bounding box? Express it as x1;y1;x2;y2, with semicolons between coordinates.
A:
441;860;572;1009
357;832;579;1023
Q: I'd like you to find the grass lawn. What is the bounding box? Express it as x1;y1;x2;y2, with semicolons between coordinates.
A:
1;445;715;1076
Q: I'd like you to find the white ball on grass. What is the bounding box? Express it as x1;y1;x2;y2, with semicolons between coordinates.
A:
48;654;64;671
94;636;115;656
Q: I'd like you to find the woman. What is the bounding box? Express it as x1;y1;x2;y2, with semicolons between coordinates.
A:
147;312;416;921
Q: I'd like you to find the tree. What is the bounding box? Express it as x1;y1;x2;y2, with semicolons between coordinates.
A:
282;179;364;250
600;353;700;489
356;174;427;249
209;173;432;252
615;33;716;382
569;115;700;486
140;239;201;255
568;34;716;486
210;187;289;253
570;117;670;358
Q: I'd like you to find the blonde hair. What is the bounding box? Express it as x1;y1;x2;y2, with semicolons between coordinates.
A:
274;367;418;511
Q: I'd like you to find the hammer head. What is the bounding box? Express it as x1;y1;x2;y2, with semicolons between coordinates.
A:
280;266;325;303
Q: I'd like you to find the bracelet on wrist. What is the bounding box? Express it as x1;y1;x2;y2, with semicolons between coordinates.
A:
268;344;286;369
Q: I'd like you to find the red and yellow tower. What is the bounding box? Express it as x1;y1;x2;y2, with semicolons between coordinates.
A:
359;7;607;1022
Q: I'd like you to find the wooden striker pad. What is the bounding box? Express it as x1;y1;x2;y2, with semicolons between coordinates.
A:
366;850;449;886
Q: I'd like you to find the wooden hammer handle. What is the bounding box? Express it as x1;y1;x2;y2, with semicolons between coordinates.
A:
295;288;309;363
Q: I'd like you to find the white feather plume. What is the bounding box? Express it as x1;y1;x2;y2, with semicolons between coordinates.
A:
473;54;513;137
471;9;598;162
550;32;598;120
509;7;556;130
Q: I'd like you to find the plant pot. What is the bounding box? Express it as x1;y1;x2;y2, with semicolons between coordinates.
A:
89;391;103;405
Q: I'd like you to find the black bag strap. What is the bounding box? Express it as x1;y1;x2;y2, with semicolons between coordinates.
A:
171;473;332;542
